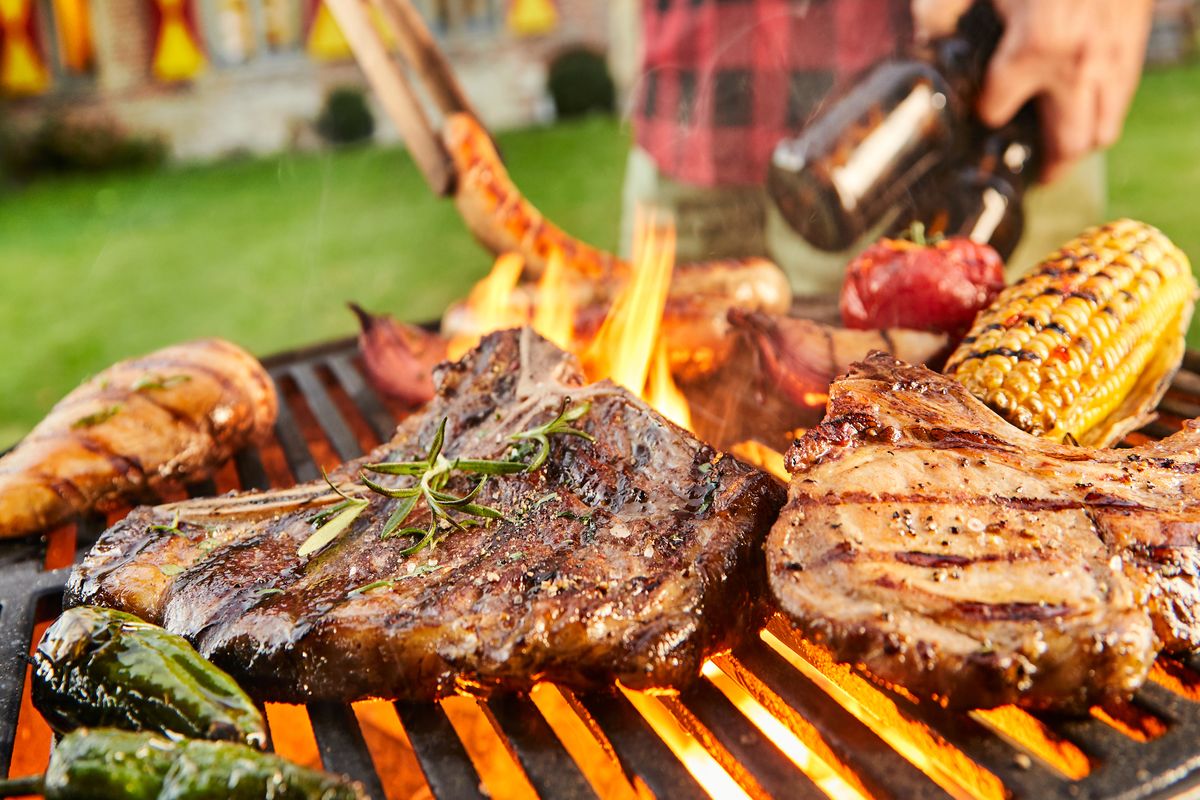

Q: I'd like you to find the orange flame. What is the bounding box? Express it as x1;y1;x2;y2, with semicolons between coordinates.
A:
452;211;693;430
729;441;789;481
531;251;575;352
448;252;527;360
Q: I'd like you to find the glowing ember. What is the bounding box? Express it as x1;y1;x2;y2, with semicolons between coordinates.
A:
970;706;1091;779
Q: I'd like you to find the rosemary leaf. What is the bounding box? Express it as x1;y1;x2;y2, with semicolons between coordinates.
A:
309;498;358;527
379;494;420;539
298;500;368;558
458;502;509;521
361;474;421;500
427;417;447;463
363;461;428;476
452;458;528;475
254;587;284;597
159;563;185;577
350;579;396;595
397;520;439;555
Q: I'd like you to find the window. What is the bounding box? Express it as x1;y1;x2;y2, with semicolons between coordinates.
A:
198;0;302;66
412;0;501;38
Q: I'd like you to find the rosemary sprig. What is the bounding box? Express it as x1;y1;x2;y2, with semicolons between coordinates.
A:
297;471;369;558
309;403;595;560
361;419;516;555
510;401;595;471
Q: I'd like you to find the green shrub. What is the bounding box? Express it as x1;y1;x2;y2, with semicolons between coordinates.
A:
4;116;166;178
316;87;375;145
547;47;615;118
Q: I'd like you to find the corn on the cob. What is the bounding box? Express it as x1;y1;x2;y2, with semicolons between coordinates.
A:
944;219;1197;446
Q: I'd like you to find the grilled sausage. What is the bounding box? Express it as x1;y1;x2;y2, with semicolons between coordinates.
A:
441;113;793;373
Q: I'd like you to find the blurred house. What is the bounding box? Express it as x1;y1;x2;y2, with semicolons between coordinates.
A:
0;0;608;159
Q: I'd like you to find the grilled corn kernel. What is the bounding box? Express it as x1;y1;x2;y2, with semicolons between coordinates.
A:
945;219;1197;444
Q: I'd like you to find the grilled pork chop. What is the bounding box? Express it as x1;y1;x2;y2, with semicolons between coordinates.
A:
68;329;785;702
0;339;277;539
770;353;1200;711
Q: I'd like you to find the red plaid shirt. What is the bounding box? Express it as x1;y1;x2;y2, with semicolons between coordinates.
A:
636;0;912;187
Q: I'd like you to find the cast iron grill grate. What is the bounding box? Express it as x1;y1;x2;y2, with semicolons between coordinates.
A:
3;340;1200;800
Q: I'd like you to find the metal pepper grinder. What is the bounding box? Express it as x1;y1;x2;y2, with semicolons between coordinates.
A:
767;1;1022;253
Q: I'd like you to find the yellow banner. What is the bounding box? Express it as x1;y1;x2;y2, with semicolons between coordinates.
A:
508;0;557;37
152;0;206;82
0;0;50;95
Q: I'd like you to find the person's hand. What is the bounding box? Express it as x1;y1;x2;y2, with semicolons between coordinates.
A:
913;0;1155;183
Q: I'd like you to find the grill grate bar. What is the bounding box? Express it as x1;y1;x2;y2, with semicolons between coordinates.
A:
0;596;32;777
327;355;399;444
866;675;1072;795
307;702;389;800
290;364;364;463
484;693;600;799
678;678;826;799
270;375;323;483
576;691;709;800
394;701;487;799
730;639;952;800
234;447;272;492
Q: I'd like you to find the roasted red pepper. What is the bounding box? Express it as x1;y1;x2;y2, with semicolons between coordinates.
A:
839;224;1005;335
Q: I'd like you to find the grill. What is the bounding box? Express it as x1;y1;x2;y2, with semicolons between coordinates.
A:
4;339;1200;800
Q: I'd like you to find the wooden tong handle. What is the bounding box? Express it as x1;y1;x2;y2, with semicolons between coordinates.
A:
323;0;455;196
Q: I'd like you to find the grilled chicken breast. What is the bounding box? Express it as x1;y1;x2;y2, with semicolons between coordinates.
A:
68;329;785;702
0;339;277;539
769;353;1200;711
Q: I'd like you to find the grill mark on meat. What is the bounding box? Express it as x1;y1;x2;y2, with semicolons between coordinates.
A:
895;551;1007;568
74;436;146;483
798;544;1043;572
956;601;1074;622
870;576;1076;622
789;491;1090;512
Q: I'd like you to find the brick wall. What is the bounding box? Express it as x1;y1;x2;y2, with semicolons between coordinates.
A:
91;0;155;93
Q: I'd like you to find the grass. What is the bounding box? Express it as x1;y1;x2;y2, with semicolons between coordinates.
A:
1109;59;1200;351
0;115;630;447
2;59;1200;447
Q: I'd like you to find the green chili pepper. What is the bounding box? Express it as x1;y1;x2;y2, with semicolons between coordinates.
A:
0;728;367;799
31;606;266;748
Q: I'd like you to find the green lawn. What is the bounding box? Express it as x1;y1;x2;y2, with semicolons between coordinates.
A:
0;115;630;447
1109;58;1200;332
2;59;1200;448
